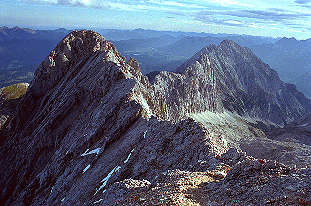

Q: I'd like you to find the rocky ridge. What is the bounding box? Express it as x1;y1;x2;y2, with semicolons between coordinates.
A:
102;149;311;205
0;30;310;205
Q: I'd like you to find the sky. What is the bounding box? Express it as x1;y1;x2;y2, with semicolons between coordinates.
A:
1;0;311;39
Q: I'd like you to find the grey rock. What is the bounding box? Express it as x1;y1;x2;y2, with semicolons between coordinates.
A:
177;40;311;125
205;157;311;205
0;30;226;205
100;179;151;205
0;31;311;206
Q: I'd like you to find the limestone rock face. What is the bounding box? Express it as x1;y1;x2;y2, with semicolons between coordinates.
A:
148;68;221;121
177;40;311;125
0;31;310;206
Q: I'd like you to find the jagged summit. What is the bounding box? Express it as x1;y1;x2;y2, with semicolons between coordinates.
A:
30;30;126;95
177;39;311;125
0;31;311;205
219;39;239;47
178;39;264;73
217;39;257;57
277;37;298;44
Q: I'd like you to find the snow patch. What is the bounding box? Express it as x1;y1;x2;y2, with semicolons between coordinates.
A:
83;164;91;174
81;148;101;157
143;130;147;139
124;149;134;164
50;186;54;195
93;199;103;204
61;198;65;202
94;165;121;195
300;123;309;127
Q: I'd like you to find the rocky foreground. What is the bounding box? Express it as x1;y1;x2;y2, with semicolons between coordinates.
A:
0;30;310;205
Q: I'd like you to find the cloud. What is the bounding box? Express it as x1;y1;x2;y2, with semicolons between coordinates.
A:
20;0;311;35
199;0;253;7
148;0;205;9
196;8;311;24
195;13;248;28
194;7;311;32
24;0;206;11
295;0;311;4
231;9;311;22
25;0;107;8
295;0;311;8
24;0;153;11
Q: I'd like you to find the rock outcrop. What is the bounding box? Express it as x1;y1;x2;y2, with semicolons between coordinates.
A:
101;149;311;205
0;30;310;206
0;83;28;142
205;154;311;205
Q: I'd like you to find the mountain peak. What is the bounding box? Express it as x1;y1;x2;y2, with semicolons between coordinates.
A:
219;39;238;47
177;39;252;74
280;37;297;41
29;30;128;97
194;39;248;58
177;40;311;124
12;26;21;30
218;39;252;54
277;37;298;45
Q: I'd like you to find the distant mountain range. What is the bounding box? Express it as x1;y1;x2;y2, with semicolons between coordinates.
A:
156;35;277;58
0;26;310;98
110;31;277;74
112;33;311;98
0;26;70;87
0;26;69;41
99;28;228;41
294;72;311;98
250;37;311;97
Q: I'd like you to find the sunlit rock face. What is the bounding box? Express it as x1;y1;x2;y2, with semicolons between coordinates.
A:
177;40;311;125
0;31;310;206
0;30;223;206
